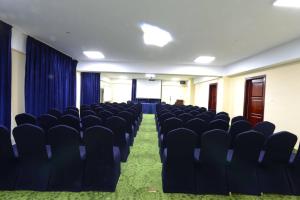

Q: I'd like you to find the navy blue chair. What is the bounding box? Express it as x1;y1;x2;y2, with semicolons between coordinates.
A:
81;115;103;131
258;131;297;195
288;143;300;195
15;113;37;126
215;114;230;123
83;126;120;191
231;116;246;124
209;119;229;131
177;113;193;124
158;113;175;134
97;110;114;124
196;113;212;123
162;128;197;193
66;106;79;112
228;120;252;147
48;108;62;119
106;116;130;162
58;114;81;132
228;130;265;195
0;126;18;190
254;121;275;138
63;109;79;118
173;110;184;116
13;124;50;191
80;110;96;118
196;129;230;195
48;125;83;191
189;110;200;116
118;111;135;145
184;118;208;147
217;112;229;116
38;114;57;132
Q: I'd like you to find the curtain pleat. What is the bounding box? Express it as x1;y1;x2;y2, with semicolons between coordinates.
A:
25;36;77;116
80;72;100;105
0;21;12;129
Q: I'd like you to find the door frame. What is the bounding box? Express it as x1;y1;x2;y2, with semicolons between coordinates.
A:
208;83;218;112
243;75;266;121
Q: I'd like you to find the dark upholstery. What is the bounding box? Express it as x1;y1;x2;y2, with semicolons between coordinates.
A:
228;120;252;147
197;129;230;195
0;126;18;190
13;124;50;191
48;108;62;119
118;111;135;145
15;113;37;126
48;125;83;191
58;114;81;132
258;131;297;195
63;109;79;118
162;128;197;193
217;112;229;116
177;113;193;124
184;118;208;147
80;110;96;118
231;116;246;124
81;115;103;131
38;114;57;132
196;113;212;123
209;119;229;131
288;143;300;195
215;114;230;123
106;116;130;162
83;126;120;191
254;121;275;138
97;110;113;123
228;131;265;195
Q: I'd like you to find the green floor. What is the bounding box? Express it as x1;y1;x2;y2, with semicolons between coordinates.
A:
1;114;300;200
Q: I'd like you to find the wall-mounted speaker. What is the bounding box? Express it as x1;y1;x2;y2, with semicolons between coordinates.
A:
180;80;186;85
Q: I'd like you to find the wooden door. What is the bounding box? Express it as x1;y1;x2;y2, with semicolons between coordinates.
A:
244;76;266;126
208;83;218;113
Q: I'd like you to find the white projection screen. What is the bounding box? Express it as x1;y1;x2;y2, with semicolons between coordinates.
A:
136;79;162;99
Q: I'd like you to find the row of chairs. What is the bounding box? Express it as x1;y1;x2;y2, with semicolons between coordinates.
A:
161;128;300;195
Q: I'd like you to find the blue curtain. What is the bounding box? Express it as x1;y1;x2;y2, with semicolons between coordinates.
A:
131;79;137;102
80;72;100;105
25;37;77;116
0;21;12;129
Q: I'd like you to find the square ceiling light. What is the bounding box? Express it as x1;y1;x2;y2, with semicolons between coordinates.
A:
140;23;173;47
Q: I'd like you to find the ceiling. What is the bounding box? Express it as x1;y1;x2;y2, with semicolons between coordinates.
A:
1;0;300;70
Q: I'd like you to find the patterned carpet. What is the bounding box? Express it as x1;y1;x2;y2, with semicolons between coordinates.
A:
1;114;300;200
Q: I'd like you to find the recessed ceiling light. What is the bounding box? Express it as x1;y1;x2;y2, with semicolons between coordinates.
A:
273;0;300;8
145;74;156;79
83;51;105;60
194;56;216;64
140;23;173;47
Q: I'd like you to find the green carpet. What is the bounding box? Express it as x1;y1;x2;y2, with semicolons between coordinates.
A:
1;114;299;200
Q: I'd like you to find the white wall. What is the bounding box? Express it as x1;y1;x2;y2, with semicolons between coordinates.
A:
161;81;189;105
111;79;132;103
100;78;113;102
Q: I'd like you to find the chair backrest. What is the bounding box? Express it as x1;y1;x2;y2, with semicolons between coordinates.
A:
231;130;265;163
38;114;57;132
199;107;207;113
159;113;175;124
215;114;230;123
231;116;246;124
196;113;212;123
178;113;194;124
229;120;252;146
97;110;114;123
118;111;134;125
63;109;79;118
13;124;47;159
209;119;229;131
166;128;197;164
106;116;127;146
292;143;300;167
15;113;37;126
48;108;62;119
0;126;14;160
254;121;275;138
66;106;79;112
80;110;96;118
173;110;184;116
217;112;229;117
84;126;114;163
200;129;230;164
262;131;297;165
48;125;81;157
161;117;183;135
184;118;208;138
189;110;200;116
81;115;103;131
58;114;80;131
